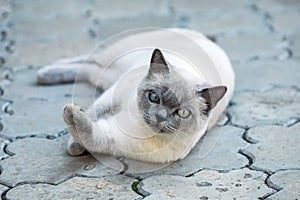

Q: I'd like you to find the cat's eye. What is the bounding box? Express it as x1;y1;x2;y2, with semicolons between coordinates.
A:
177;109;190;118
148;91;160;104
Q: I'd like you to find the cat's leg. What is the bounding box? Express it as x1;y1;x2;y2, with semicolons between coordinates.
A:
37;61;102;87
63;103;113;154
63;104;87;155
67;136;86;156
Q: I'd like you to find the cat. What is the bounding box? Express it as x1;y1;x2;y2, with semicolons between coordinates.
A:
37;28;234;163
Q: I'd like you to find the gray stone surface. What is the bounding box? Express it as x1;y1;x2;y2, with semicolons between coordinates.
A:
123;125;248;178
0;137;9;160
7;175;140;200
1;0;300;199
139;168;273;199
173;0;246;13
0;135;118;187
232;59;300;92
243;124;300;172
256;0;300;13
217;34;282;61
0;184;9;198
6;0;94;67
268;170;300;200
88;0;170;19
290;33;300;58
228;87;300;128
0;66;95;138
89;14;176;41
269;9;300;34
188;10;265;36
6;40;96;67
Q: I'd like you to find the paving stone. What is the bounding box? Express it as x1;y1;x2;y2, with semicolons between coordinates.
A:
89;14;176;41
268;170;300;200
11;0;89;22
11;17;90;44
6;175;140;200
6;0;94;67
88;0;170;19
256;0;300;13
270;9;300;34
217;34;282;61
5;40;96;67
0;67;95;138
121;125;248;178
0;137;9;160
0;98;12;117
290;33;300;58
0;135;119;187
228;87;300;128
243;124;300;172
172;0;246;14
1;99;71;138
139;168;273;199
0;184;8;198
232;59;300;92
188;10;265;36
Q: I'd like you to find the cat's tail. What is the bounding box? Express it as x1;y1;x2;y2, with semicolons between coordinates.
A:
37;56;102;88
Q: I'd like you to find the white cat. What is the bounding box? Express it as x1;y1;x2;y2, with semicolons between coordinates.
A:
37;28;234;163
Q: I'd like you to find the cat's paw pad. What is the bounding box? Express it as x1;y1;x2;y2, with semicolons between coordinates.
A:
63;103;77;125
63;103;85;122
64;104;92;132
67;138;86;156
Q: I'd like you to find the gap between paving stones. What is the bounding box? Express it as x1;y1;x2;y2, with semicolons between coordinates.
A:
237;122;300;199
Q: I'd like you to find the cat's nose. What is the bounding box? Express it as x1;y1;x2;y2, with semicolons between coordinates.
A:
155;109;167;123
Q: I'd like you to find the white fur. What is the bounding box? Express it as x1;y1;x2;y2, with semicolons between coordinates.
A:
38;28;234;163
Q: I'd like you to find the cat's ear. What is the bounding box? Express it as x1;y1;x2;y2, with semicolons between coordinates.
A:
148;49;169;76
197;86;227;114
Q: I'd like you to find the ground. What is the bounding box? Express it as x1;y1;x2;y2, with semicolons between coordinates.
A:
0;0;299;199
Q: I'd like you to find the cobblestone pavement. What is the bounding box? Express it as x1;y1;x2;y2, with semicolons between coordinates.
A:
0;0;299;199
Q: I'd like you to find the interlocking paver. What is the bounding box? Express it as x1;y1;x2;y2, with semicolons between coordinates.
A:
268;170;300;200
256;0;300;12
139;168;273;199
228;87;300;128
88;0;170;19
0;184;9;198
188;10;265;36
270;9;300;34
243;124;300;172
6;0;93;67
0;135;119;187
88;14;176;41
232;59;300;92
289;33;300;58
217;34;282;61
173;0;245;13
1;0;300;199
6;175;140;200
0;137;9;160
0;67;95;138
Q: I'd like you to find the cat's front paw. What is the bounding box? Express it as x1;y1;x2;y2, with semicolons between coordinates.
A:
63;103;93;137
63;103;76;125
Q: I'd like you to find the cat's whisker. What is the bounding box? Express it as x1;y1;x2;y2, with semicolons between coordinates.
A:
166;125;187;137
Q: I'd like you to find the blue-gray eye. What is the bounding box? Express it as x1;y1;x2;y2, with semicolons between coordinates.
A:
149;91;160;104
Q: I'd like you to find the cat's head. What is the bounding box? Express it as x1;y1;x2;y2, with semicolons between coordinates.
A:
137;49;227;134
